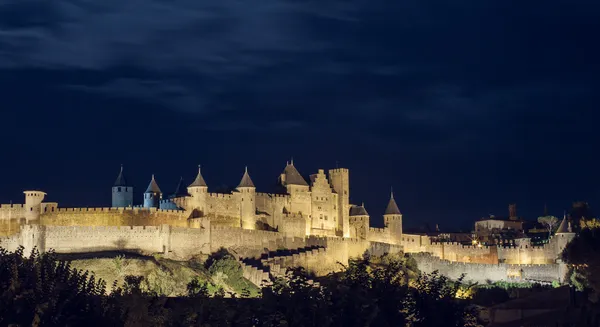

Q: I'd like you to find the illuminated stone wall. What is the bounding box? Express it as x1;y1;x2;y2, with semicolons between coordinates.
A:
411;253;564;283
39;207;191;228
402;234;562;265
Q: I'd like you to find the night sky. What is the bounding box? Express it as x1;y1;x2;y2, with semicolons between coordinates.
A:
1;0;599;230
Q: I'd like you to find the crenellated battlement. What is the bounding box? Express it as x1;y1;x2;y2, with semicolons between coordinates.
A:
1;204;24;209
430;240;493;249
47;207;185;214
328;168;349;174
44;225;163;234
208;192;236;199
499;244;549;250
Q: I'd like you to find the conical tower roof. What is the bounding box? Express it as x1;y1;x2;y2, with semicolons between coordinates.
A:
384;190;401;215
281;160;308;186
350;203;369;216
556;215;571;234
237;166;255;188
113;165;128;187
145;175;162;194
188;165;207;188
172;177;189;198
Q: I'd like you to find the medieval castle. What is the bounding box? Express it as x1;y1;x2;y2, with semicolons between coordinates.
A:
0;162;577;286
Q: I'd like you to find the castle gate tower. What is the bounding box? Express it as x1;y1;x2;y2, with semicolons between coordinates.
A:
24;190;46;222
349;203;370;240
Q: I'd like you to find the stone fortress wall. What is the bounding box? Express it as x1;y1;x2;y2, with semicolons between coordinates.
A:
0;163;577;285
0;204;26;220
0;205;572;284
38;207;191;228
0;220;397;268
411;253;566;284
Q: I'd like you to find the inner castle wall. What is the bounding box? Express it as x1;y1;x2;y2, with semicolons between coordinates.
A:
39;208;191;228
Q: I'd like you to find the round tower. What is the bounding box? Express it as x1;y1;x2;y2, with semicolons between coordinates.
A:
236;166;256;230
143;175;162;208
383;189;403;244
24;190;46;222
112;165;133;208
187;165;208;215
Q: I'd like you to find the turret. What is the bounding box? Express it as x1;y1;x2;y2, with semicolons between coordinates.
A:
112;165;133;208
143;175;162;208
160;177;190;210
24;190;46;222
329;168;350;237
187;165;208;215
171;177;190;198
383;189;402;244
236;166;256;229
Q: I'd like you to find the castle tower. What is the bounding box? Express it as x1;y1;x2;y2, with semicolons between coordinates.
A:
383;189;402;244
236;166;256;229
187;165;208;215
159;177;190;210
329;168;350;237
280;160;311;227
279;160;309;190
171;177;190;198
112;165;133;208
555;214;576;257
349;203;369;239
143;175;162;208
509;203;517;220
23;190;46;222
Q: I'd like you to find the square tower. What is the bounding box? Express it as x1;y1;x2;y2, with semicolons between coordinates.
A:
329;168;350;238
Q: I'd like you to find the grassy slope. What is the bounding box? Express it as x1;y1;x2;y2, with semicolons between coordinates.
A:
66;253;259;297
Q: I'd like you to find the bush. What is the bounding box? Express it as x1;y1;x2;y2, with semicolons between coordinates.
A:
204;248;258;296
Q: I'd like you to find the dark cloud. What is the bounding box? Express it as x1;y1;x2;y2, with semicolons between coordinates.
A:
1;0;599;228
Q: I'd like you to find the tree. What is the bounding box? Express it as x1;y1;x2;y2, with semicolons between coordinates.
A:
0;245;483;326
580;218;600;230
0;247;121;326
537;216;559;238
561;227;600;294
571;202;594;231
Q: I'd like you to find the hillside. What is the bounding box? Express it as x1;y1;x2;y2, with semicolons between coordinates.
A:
60;252;260;297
